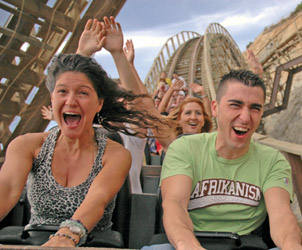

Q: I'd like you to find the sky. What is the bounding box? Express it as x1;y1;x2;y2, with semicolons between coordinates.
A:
0;0;300;82
95;0;302;81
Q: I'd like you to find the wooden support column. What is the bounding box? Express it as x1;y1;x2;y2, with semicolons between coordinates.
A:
284;152;302;214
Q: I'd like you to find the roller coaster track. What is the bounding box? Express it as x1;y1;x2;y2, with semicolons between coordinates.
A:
203;23;248;101
143;31;201;93
144;23;248;128
144;23;248;104
144;16;302;119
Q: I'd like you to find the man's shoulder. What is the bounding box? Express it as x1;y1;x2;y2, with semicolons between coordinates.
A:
251;139;281;155
250;139;288;168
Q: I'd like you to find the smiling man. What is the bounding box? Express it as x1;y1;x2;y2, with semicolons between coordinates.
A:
158;70;302;250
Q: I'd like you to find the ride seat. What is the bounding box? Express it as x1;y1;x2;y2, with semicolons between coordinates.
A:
147;191;274;250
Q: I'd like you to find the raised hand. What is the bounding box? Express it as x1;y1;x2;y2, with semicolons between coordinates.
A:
102;16;123;54
189;82;206;95
246;49;263;77
124;39;135;64
41;105;54;121
171;79;184;91
190;82;211;116
76;19;106;57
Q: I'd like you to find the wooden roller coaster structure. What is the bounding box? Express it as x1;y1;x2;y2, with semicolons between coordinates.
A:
0;0;126;159
144;12;302;117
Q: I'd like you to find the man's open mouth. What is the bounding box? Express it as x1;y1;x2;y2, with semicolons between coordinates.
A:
233;126;249;135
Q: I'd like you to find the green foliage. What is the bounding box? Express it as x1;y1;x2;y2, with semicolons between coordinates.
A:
291;2;302;16
246;42;252;49
263;2;302;33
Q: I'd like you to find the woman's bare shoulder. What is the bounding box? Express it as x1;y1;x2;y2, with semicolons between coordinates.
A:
8;132;50;157
14;131;49;144
103;138;131;168
105;138;129;154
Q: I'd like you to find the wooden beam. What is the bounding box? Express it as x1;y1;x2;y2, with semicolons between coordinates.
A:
283;153;302;214
3;0;75;31
253;133;302;214
0;1;62;34
0;84;51;157
253;133;302;156
0;63;42;85
0;26;53;51
188;37;202;84
0;99;20;115
0;45;47;67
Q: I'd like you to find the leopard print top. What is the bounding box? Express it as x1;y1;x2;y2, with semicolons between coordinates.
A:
26;126;116;231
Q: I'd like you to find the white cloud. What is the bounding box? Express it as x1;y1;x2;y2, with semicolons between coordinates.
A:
124;33;168;49
221;2;300;32
221;12;264;28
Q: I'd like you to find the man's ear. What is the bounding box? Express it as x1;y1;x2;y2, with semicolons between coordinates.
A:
211;100;218;118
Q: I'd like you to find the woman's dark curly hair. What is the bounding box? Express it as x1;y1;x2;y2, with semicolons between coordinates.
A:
45;53;163;136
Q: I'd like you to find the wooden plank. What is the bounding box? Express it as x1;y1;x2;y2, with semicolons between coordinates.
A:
188;37;202;84
0;1;62;34
0;63;42;86
4;0;75;32
283;153;302;215
0;45;47;67
254;133;302;214
253;133;302;156
0;27;53;51
0;84;50;155
0;99;20;115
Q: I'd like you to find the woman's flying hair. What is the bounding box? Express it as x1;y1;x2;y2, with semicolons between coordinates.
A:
46;53;165;137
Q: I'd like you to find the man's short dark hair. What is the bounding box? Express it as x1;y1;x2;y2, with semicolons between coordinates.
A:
216;69;266;103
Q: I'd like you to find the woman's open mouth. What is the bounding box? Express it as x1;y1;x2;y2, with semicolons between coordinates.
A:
63;112;81;127
189;122;198;127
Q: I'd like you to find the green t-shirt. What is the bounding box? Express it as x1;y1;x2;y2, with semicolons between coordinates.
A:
161;132;293;235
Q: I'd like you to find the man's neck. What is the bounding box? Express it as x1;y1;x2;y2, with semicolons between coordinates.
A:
215;135;250;160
